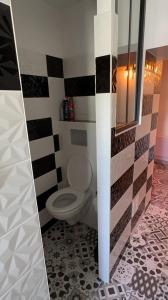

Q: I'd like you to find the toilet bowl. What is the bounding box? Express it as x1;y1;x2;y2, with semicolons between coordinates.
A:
46;155;93;225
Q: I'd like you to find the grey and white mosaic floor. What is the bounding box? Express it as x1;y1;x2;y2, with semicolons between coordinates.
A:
43;163;168;299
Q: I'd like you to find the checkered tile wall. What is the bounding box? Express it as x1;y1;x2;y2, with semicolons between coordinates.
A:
20;48;96;229
109;59;160;278
20;52;64;229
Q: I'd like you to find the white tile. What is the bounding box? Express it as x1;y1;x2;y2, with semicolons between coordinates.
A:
145;188;152;207
0;214;43;297
24;98;53;120
74;96;96;122
48;77;65;121
110;221;131;272
143;78;154;94
152;94;160;113
0;258;50;300
147;160;154;179
133;151;148;181
111;143;135;185
0;123;29;169
111;94;116;128
0;160;35;234
35;169;57;196
0;91;30;168
150;129;157;147
18;47;47;76
110;185;132;232
39;209;53;228
0;0;10;5
55;151;63;168
94;12;111;57
132;183;146;217
0;180;37;237
111;7;118;56
0;91;25;127
136;115;151;141
30;136;54;161
63;55;95;78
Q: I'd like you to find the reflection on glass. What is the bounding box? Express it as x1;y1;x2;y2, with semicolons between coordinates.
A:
116;0;140;127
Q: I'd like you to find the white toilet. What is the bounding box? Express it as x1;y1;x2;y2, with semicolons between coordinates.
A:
46;155;93;225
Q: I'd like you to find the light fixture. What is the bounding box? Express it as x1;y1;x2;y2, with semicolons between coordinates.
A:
123;61;161;80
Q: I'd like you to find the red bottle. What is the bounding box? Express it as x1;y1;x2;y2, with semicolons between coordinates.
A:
68;97;75;121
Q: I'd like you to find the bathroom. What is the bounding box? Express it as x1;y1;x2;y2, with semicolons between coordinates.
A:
2;0;168;299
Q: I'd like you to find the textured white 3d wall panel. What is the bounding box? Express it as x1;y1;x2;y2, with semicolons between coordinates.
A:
0;1;50;298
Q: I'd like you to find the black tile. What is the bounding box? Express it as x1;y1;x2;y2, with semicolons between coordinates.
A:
27;118;53;141
109;237;130;279
37;185;58;211
133;168;147;198
53;134;60;152
131;198;145;230
110;204;132;252
135;134;150;161
46;55;64;78
111;165;134;209
146;175;152;192
57;167;62;183
32;154;56;179
96;55;110;93
112;56;117;93
0;3;20;90
142;95;153;116
21;74;49;97
148;146;155;163
151;113;158;131
64;76;95;97
111;127;136;157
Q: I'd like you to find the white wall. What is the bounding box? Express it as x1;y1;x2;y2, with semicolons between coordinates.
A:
155;60;168;162
145;0;168;50
12;0;64;56
61;0;97;78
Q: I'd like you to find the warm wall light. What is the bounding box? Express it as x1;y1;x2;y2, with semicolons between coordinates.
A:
124;66;135;80
123;61;161;80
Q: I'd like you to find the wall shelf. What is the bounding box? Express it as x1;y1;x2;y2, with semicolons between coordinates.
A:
59;120;96;124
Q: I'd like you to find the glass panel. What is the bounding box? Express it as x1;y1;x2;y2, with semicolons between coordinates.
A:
116;0;141;128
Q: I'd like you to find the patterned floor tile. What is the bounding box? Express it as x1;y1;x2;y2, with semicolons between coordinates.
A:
43;163;168;299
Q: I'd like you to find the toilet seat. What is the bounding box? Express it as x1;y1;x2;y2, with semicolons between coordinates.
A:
46;155;93;224
46;187;86;215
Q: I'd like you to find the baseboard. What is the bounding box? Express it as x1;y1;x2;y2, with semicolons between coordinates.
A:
41;218;57;234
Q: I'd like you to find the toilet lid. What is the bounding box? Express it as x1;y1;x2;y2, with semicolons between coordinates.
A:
67;155;92;192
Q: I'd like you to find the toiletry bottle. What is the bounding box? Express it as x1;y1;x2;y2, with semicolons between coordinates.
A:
69;97;75;121
63;97;69;121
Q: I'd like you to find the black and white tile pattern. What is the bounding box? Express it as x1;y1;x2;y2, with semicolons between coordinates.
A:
20;47;96;229
110;53;161;276
20;50;64;229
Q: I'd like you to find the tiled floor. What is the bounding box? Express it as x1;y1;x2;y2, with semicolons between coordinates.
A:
43;163;168;299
